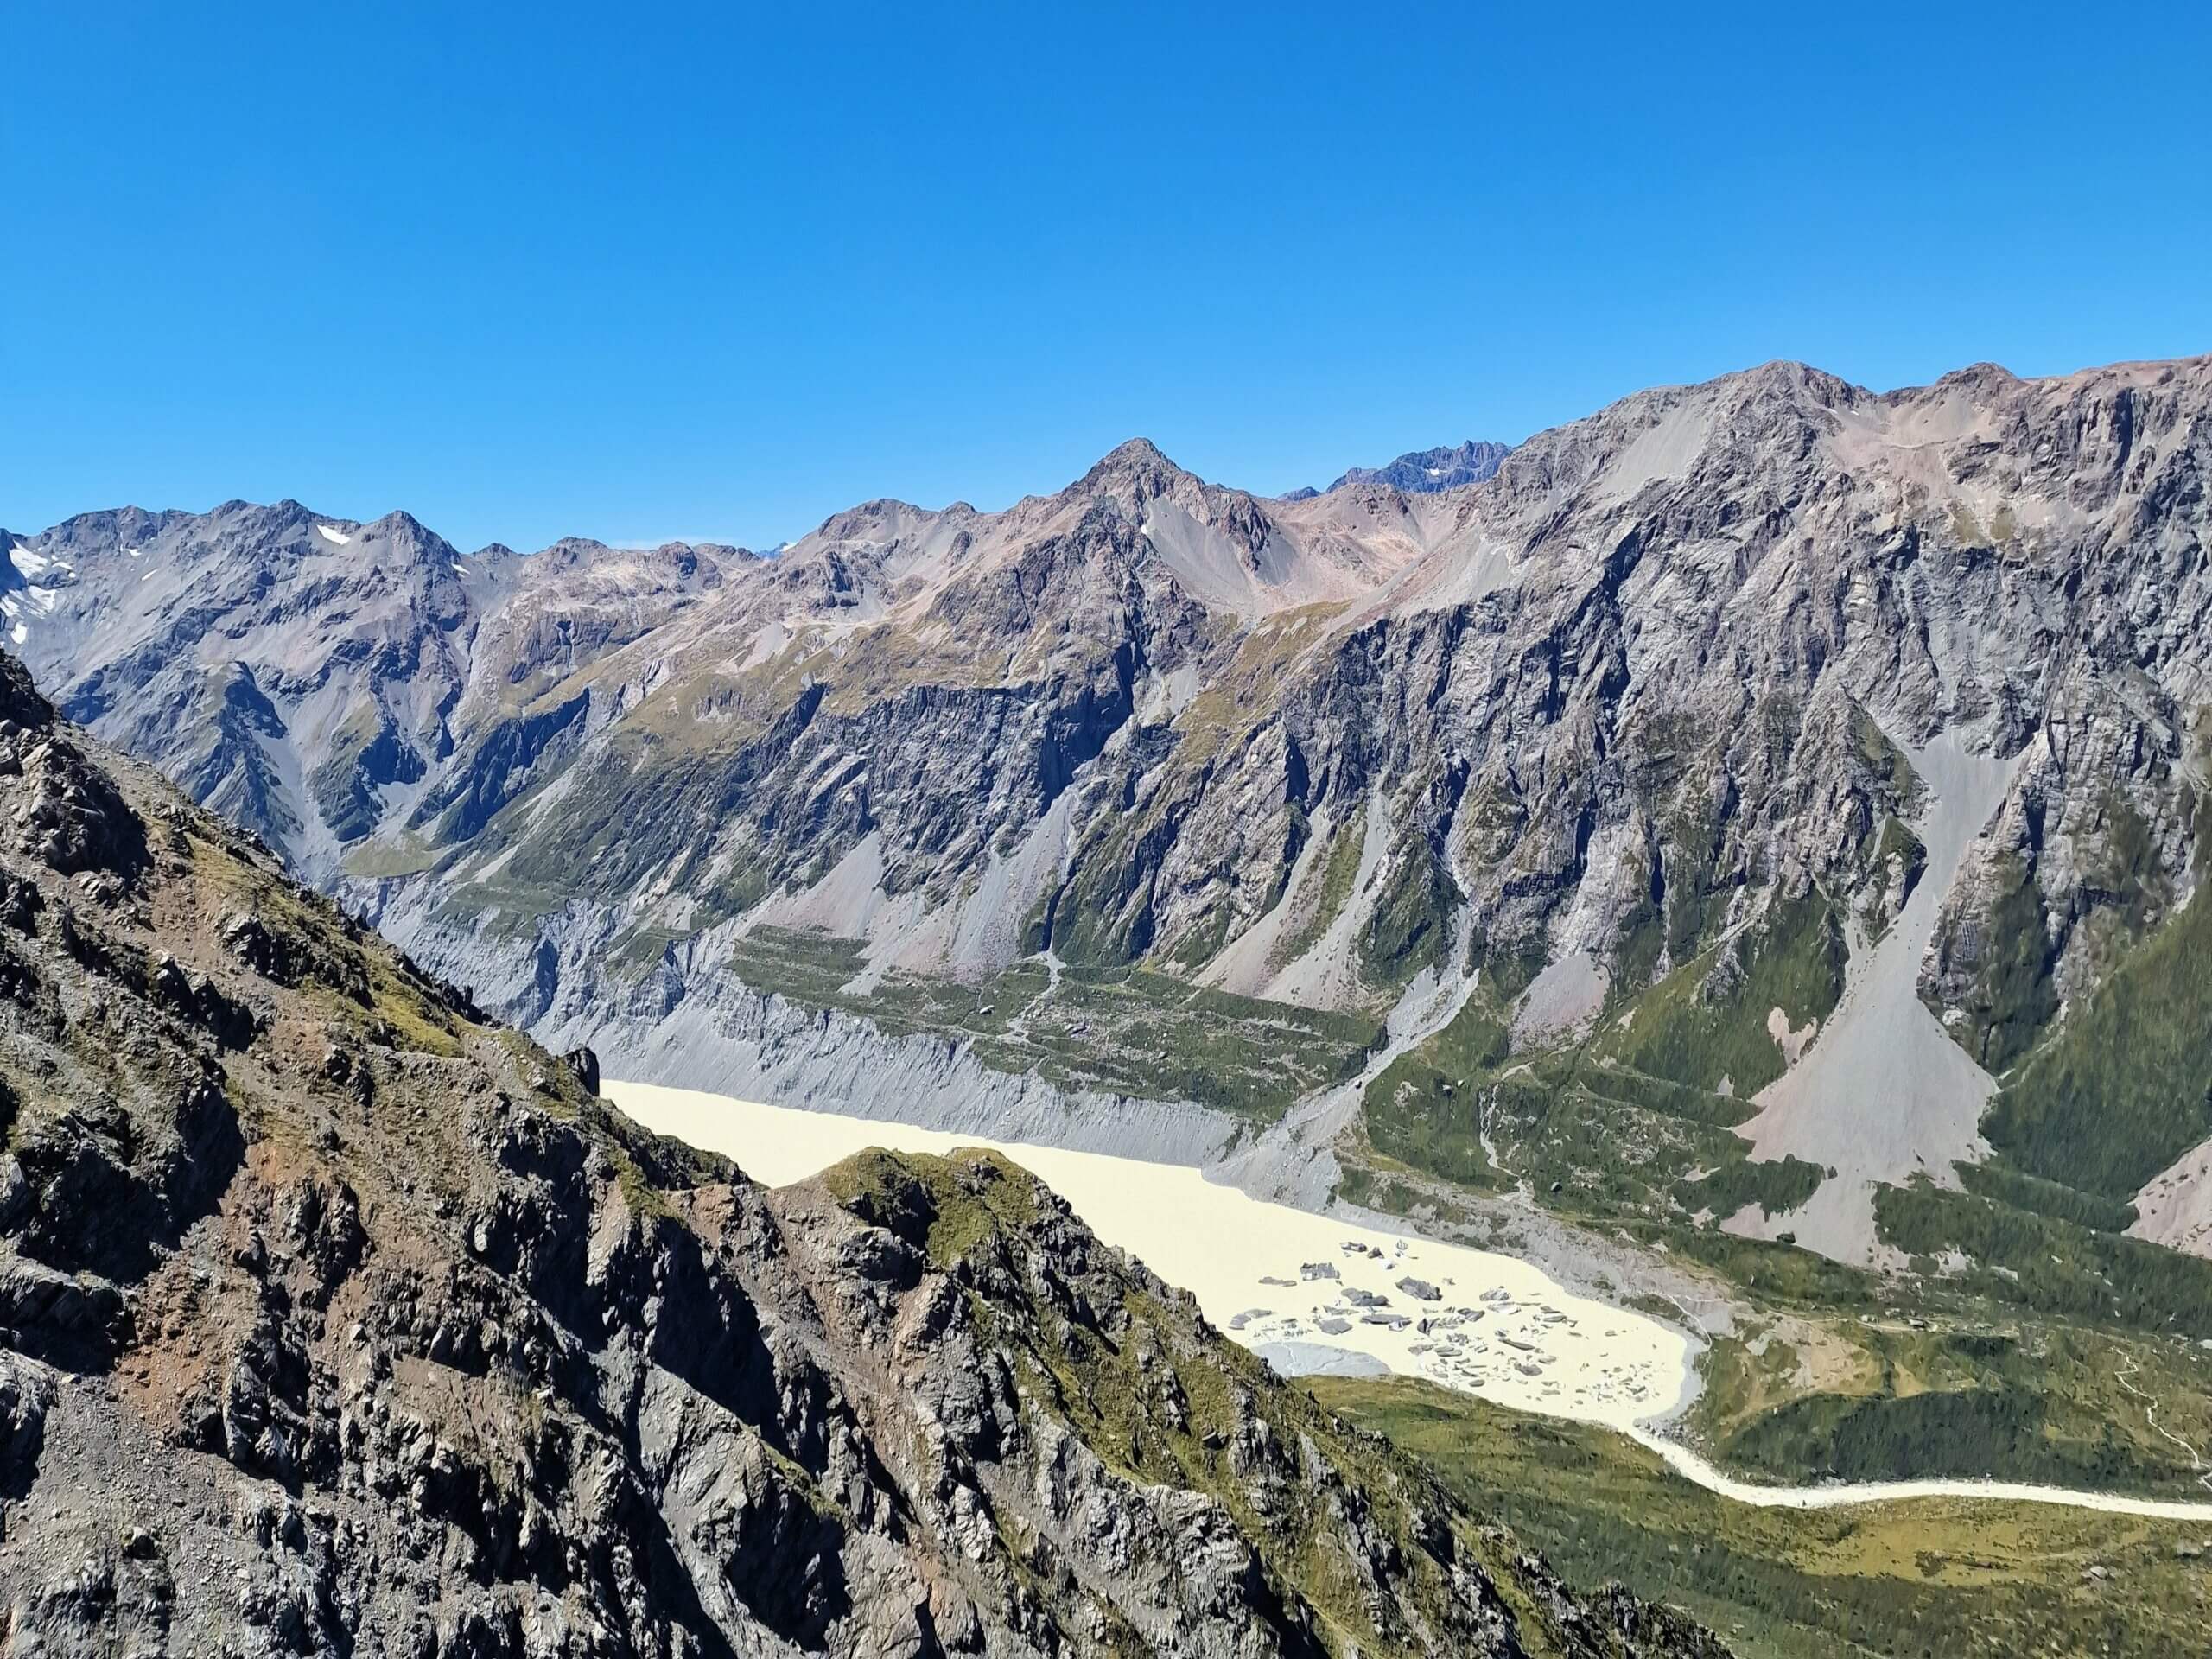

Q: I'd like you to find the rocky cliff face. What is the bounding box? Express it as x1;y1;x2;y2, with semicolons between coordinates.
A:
0;651;1721;1656
14;353;2212;1263
1319;439;1516;495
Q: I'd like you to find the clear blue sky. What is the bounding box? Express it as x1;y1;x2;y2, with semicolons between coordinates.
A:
7;1;2209;551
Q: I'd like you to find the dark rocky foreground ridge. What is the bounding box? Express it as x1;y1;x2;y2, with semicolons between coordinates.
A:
0;648;1721;1656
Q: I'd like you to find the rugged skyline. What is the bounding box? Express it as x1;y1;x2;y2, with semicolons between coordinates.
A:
10;351;2212;1283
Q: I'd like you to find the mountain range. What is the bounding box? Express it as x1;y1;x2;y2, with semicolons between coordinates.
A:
10;353;2212;1287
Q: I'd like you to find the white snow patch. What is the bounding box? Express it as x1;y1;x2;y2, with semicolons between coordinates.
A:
9;623;23;645
8;543;51;579
315;524;352;546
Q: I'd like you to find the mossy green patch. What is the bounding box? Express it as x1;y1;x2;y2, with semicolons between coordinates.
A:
1980;874;2212;1197
1948;853;2058;1073
1358;996;1510;1188
1874;1178;2212;1338
1357;829;1456;988
1694;1309;2212;1495
1597;891;1846;1100
730;930;1380;1122
1272;800;1367;971
1850;703;1926;814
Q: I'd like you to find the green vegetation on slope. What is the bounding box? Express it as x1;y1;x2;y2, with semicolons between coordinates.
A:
1314;1376;2212;1659
1270;800;1367;971
1875;1179;2212;1338
1980;874;2212;1198
1850;705;1926;817
1598;891;1847;1101
1358;995;1510;1186
728;925;1383;1121
1352;893;1845;1244
1695;1314;2212;1493
1359;829;1457;988
1949;853;2060;1073
1953;1162;2139;1234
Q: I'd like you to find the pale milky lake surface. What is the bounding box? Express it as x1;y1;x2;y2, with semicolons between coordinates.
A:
610;1081;2212;1519
609;1080;1694;1430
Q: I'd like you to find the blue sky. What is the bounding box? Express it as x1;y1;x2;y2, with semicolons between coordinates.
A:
7;1;2209;551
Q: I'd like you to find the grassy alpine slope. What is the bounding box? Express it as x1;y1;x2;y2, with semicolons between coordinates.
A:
1313;1376;2212;1659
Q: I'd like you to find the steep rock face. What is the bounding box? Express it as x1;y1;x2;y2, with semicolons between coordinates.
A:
0;651;1721;1657
1325;439;1515;495
18;355;2212;1260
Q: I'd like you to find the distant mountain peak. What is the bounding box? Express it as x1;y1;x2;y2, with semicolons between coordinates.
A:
1075;436;1198;498
1101;435;1171;465
1319;438;1514;496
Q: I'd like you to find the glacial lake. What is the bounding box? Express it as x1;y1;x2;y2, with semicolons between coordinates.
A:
608;1079;1695;1432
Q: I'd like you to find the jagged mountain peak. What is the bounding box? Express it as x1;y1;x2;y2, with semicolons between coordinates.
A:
1325;437;1515;495
21;362;2212;1256
537;534;619;561
359;505;442;543
1927;359;2023;393
1072;435;1207;499
1715;356;1863;400
1096;434;1175;466
808;497;952;544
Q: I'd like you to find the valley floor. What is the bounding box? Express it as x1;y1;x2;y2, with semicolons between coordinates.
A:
610;1079;2212;1525
1314;1377;2212;1659
609;1079;1692;1429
